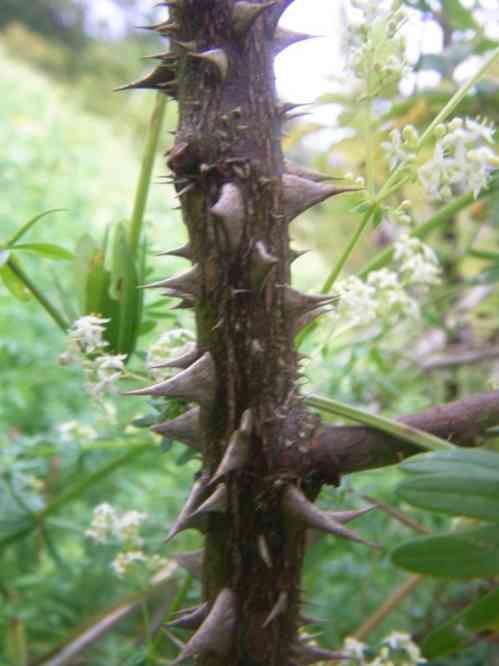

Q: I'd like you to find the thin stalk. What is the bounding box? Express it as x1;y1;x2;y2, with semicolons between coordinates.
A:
365;82;375;197
321;208;373;294
306;394;454;452
7;257;68;332
352;574;423;641
129;93;168;256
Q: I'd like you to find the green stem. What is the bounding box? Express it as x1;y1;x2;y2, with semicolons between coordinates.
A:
306;393;454;452
129;93;168;256
321;208;373;294
7;257;68;332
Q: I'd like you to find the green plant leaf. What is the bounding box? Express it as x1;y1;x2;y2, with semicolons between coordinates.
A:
397;474;499;522
399;449;499;478
12;243;74;261
108;223;142;356
7;209;67;247
391;525;499;578
422;587;499;658
0;264;31;301
442;0;477;30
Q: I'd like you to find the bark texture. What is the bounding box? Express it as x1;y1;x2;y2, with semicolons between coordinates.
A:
124;2;499;664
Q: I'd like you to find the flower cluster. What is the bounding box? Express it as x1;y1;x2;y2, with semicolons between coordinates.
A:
381;126;418;171
59;315;127;400
86;503;170;578
341;632;426;665
146;328;196;378
346;0;410;92
418;117;498;200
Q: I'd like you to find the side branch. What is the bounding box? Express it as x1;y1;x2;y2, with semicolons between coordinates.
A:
310;390;499;477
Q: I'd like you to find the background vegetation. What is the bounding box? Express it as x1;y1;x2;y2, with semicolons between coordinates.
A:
1;1;498;664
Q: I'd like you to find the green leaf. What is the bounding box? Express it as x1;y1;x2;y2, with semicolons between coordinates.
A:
400;449;499;478
11;243;74;261
398;475;499;522
108;223;142;356
422;587;499;658
6;209;67;247
391;525;499;578
442;0;477;30
0;264;31;301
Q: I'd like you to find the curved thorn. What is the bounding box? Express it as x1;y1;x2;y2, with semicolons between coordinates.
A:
283;174;358;222
189;483;228;521
282;486;380;549
272;26;316;55
284;160;339;183
282;286;333;318
232;1;277;36
209;183;245;248
165;478;208;544
262;591;288;628
151;407;201;451
125;353;216;407
165;603;209;630
258;534;273;568
251;241;278;289
149;344;200;370
209;409;252;484
171;549;204;578
143;265;200;298
156;242;193;260
170;589;236;665
328;505;375;524
189;48;229;80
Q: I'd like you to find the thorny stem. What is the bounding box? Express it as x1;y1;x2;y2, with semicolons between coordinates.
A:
7;257;69;332
128;93;167;256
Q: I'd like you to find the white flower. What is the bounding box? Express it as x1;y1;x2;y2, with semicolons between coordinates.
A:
382;129;412;170
59;420;98;442
114;509;148;545
85;503;116;543
344;636;367;659
383;631;426;662
111;550;147;577
67;315;109;354
419;116;498;200
87;353;127;399
393;233;441;286
334;275;378;328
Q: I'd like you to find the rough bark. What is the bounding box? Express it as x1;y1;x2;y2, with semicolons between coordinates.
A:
124;2;499;664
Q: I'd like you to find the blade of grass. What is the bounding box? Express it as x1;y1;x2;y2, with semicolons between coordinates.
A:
129;93;168;257
306;394;454;452
7;209;67;247
6;257;69;331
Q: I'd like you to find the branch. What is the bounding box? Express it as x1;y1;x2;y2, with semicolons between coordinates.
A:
419;345;499;371
310;390;499;477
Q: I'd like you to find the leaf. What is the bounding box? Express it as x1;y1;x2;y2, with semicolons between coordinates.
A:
442;0;477;30
12;243;74;261
0;264;31;301
7;209;67;247
397;474;499;522
400;449;499;478
391;525;499;578
422;587;499;658
108;223;142;356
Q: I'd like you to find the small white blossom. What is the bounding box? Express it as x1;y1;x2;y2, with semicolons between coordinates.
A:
85;502;116;543
111;550;147;577
334;276;378;328
59;420;98;442
382;129;413;170
114;510;148;546
393;233;441;286
419;116;498;200
344;636;367;659
67;315;109;354
87;353;127;399
383;631;426;662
